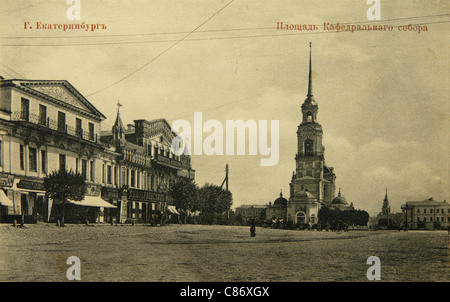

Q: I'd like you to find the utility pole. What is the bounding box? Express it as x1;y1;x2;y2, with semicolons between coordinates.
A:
220;164;229;191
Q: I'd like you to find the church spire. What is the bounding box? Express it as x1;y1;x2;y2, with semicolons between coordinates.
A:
382;188;391;215
307;42;313;99
112;101;125;146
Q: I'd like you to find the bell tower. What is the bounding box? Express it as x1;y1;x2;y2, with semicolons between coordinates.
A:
290;43;335;204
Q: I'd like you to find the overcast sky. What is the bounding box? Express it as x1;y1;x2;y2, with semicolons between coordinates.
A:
1;0;449;215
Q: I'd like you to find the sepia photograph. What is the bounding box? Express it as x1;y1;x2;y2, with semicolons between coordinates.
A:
0;0;449;295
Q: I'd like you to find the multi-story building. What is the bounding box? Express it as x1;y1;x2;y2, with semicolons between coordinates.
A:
0;77;195;224
100;107;195;223
401;198;450;230
0;78;115;223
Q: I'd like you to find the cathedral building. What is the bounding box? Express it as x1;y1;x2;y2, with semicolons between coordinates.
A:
266;43;337;225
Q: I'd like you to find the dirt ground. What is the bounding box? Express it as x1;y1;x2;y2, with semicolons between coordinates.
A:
0;223;448;282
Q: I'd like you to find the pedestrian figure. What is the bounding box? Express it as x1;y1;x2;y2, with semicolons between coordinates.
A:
250;223;256;237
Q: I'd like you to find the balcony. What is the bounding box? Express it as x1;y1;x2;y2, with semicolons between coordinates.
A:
12;111;98;143
152;153;186;170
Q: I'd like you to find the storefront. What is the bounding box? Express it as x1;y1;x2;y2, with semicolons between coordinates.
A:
101;187;120;223
127;189;167;224
0;173;15;222
16;179;47;223
0;176;47;224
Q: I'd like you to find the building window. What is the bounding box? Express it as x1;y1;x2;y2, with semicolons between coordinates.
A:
114;166;118;185
41;150;47;173
89;123;95;141
107;165;112;184
29;147;37;172
430;217;433;221
137;171;140;189
430;209;433;214
82;159;87;180
20;144;25;170
130;170;136;187
21;98;29;121
39;104;47;126
424;209;427;214
75;158;79;174
304;139;313;156
59;154;66;171
423;217;426;222
90;161;94;181
76;118;82;138
417;209;420;213
436;209;439;213
58;111;66;132
102;163;105;183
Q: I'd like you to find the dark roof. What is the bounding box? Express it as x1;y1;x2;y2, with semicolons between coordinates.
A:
331;190;348;205
274;192;288;207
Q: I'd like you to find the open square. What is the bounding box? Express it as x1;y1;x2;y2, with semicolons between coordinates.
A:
1;224;448;282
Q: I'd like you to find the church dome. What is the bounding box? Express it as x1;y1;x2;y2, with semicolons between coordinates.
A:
274;192;288;207
331;189;348;205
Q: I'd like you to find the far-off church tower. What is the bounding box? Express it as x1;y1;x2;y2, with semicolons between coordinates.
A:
289;43;336;206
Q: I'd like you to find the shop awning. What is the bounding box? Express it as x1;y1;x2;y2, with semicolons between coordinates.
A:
166;205;179;215
68;196;116;208
0;190;14;207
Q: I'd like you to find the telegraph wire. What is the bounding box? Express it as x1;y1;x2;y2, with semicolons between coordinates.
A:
0;63;26;78
2;19;449;47
85;0;235;97
1;13;449;40
0;69;16;78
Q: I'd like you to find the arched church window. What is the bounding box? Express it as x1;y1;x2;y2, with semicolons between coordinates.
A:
304;139;313;155
306;112;313;122
296;212;306;224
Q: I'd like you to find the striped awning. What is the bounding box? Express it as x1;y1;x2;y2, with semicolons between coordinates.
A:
68;196;116;208
0;190;14;207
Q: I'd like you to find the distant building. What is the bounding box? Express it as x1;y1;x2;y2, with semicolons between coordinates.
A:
329;188;354;211
370;189;403;229
266;190;318;225
235;204;267;225
381;188;391;215
401;198;450;230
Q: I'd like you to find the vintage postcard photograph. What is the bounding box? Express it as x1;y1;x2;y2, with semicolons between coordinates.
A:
0;0;449;295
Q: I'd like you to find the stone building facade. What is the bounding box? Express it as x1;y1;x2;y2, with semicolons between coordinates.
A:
0;77;194;224
401;198;449;230
0;78;114;223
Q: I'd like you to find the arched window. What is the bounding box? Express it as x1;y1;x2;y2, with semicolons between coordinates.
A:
306;112;313;122
296;212;306;224
304;139;313;155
